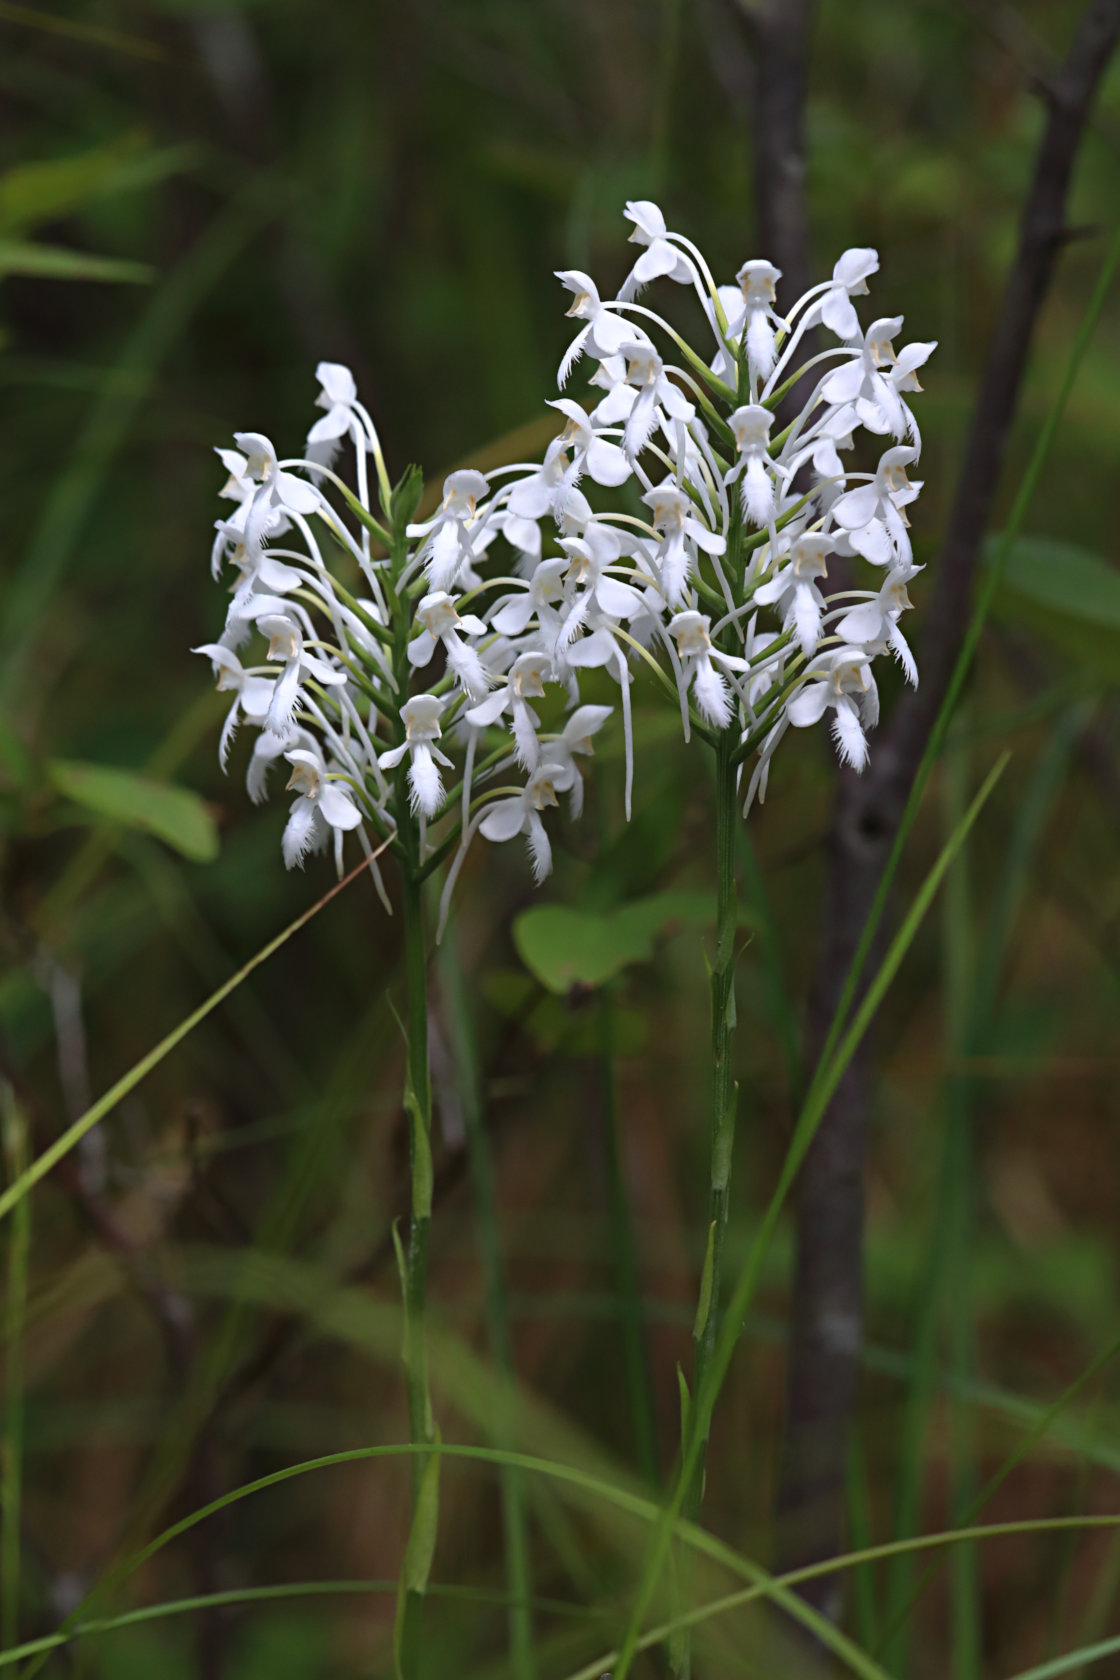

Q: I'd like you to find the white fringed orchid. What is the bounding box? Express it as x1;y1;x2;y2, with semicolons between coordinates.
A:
197;202;932;906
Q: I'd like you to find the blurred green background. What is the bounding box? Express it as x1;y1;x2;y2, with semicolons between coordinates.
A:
1;1;1120;1675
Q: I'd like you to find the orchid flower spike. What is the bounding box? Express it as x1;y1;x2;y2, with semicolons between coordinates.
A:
197;208;932;901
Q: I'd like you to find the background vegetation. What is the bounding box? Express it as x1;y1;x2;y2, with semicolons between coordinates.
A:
1;1;1119;1675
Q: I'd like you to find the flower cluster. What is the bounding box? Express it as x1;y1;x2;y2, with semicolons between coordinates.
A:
196;204;933;920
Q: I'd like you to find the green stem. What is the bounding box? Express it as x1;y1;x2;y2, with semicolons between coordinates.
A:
399;860;434;1490
0;1085;29;1652
439;927;535;1680
675;726;740;1679
387;505;439;1680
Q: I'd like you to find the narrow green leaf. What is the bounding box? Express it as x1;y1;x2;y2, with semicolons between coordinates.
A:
1003;1635;1120;1680
0;134;186;234
404;1086;433;1223
711;1080;736;1195
404;1449;441;1597
692;1222;716;1344
676;1365;691;1452
47;759;218;862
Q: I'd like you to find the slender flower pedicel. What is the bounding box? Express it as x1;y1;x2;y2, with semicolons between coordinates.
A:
195;205;933;1677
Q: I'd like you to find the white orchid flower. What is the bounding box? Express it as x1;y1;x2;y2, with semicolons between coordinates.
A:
547;398;631;491
507;437;574;525
545;703;613;817
618;200;694;300
306;361;361;467
557;522;644;648
819;316;915;439
753;532;833;656
489;557;568;651
610;342;695;459
281;745;363;869
193;643;275;769
669;611;747;730
588;353;639;428
830;445;921;567
465;650;553;768
233;431;321;551
735;260;787;381
256;610;347;735
856;338;937;452
786;648;879;770
835;563;921;685
641;483;725;606
377;695;454;816
408;469;490;593
407;591;490;700
479;759;577;882
812;248;880;341
554;269;634;385
727;404;778;526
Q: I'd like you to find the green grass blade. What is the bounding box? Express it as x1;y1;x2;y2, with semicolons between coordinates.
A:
0;1578;601;1670
1003;1635;1120;1680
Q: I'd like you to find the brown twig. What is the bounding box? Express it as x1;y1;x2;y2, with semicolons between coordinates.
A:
774;0;1120;1631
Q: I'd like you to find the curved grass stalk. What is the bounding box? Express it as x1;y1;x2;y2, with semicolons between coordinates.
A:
19;1437;1120;1680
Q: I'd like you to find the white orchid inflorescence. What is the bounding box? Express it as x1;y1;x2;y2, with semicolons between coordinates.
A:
197;202;933;925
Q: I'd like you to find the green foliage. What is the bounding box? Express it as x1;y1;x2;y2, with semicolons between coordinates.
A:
994;535;1120;681
46;759;219;862
513;890;738;993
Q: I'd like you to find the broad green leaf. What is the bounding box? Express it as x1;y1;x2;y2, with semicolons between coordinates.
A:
47;760;218;863
992;536;1120;681
0;242;153;285
513;889;729;993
